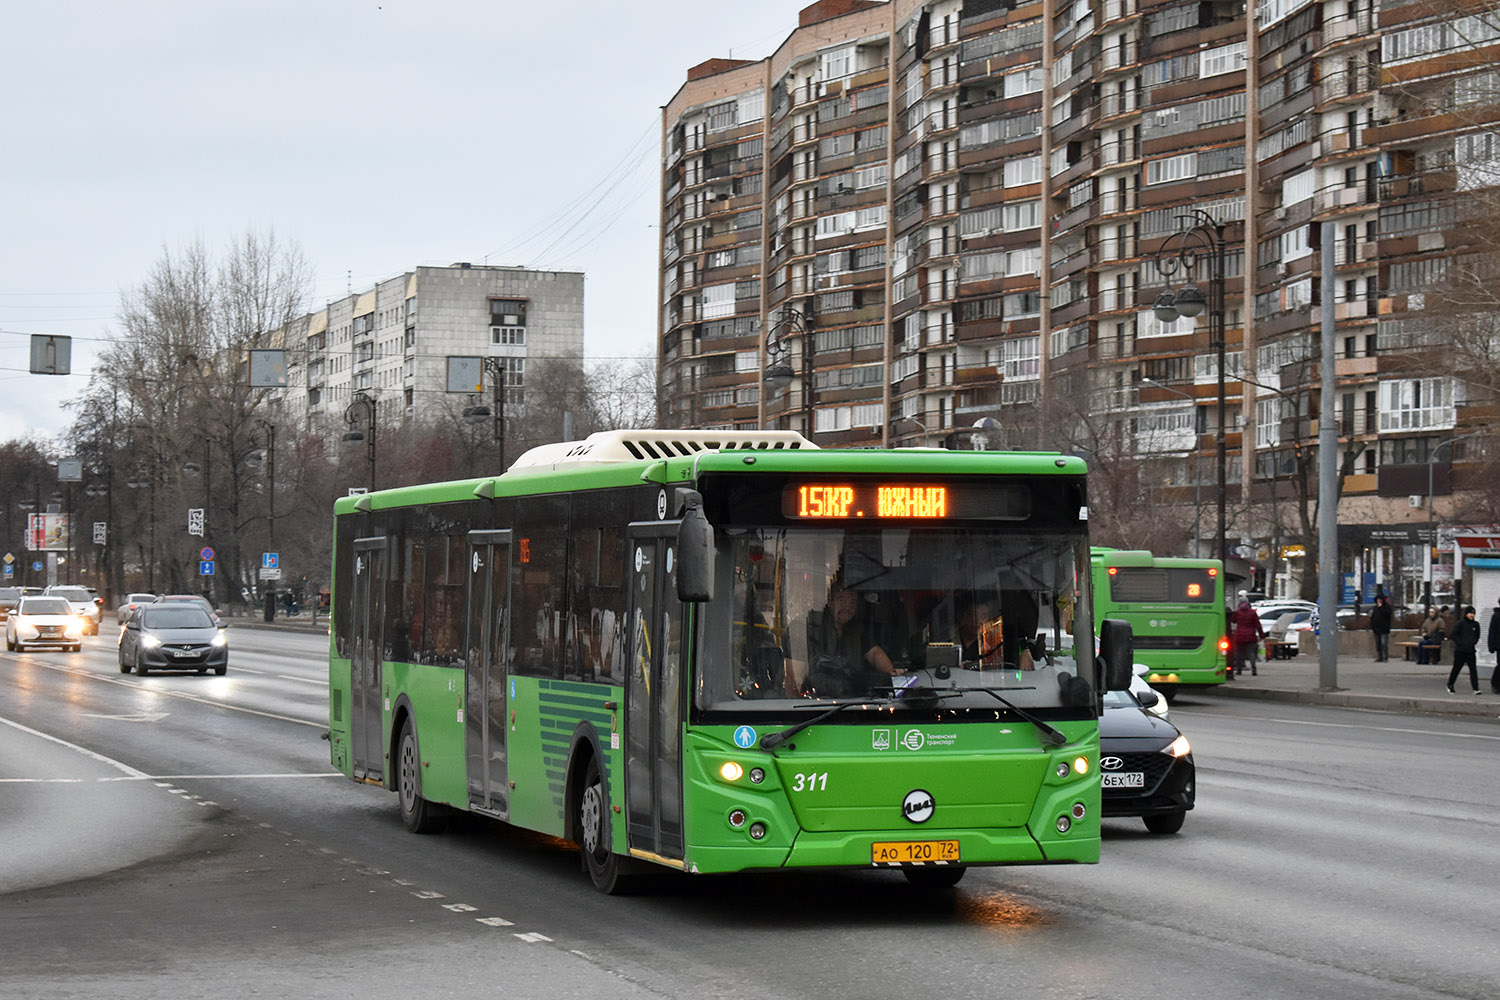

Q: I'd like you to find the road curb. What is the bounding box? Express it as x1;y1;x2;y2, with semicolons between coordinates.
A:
1196;683;1499;718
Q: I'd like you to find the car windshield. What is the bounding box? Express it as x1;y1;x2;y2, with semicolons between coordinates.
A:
142;607;214;629
695;525;1093;714
21;598;72;615
49;588;90;602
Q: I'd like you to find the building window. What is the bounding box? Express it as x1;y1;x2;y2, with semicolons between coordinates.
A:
1378;378;1455;433
489;299;527;327
492;326;526;346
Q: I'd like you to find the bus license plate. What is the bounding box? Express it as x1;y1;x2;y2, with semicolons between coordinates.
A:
1102;773;1144;788
872;839;960;864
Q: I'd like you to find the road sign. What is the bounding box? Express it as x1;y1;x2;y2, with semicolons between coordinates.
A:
32;560;43;572
93;522;107;544
259;567;282;581
188;509;205;537
200;546;215;561
2;566;11;578
263;552;279;570
3;552;12;565
199;560;215;576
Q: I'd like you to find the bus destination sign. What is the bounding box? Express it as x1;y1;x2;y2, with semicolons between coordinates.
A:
784;483;949;519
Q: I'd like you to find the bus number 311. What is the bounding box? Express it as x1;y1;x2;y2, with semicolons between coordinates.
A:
791;772;829;792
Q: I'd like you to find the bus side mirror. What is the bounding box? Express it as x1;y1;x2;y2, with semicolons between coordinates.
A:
676;489;714;603
1098;618;1134;691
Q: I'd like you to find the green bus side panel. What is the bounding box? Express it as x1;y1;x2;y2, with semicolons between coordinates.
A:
329;652;352;775
507;677;620;839
388;661;467;807
679;722;1100;874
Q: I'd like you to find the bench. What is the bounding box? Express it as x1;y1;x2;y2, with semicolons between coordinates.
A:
1265;639;1299;659
1400;639;1445;663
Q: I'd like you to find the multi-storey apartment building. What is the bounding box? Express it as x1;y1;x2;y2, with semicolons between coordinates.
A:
658;0;1497;602
270;263;584;456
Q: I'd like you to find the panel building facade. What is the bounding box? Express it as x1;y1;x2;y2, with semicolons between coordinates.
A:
658;0;1498;601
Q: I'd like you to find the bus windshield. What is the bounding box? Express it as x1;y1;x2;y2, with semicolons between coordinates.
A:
695;526;1092;714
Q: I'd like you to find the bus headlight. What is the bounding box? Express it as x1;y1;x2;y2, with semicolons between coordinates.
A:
1071;756;1089;775
718;761;744;782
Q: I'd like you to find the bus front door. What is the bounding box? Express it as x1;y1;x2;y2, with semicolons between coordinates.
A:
465;531;511;816
624;525;685;863
350;537;386;783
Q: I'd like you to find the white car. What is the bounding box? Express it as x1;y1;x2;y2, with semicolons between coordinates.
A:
44;585;102;635
1252;599;1318;633
6;595;85;652
1130;661;1171;719
115;592;158;623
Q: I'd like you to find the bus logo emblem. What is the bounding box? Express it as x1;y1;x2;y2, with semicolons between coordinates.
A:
903;789;934;823
901;730;925;751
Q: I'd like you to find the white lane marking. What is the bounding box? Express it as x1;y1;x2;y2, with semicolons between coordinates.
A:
477;917;515;927
0;715;150;778
442;903;478;913
514;933;553;943
2;772;342;784
82;712;169;722
17;659;324;728
1202;711;1500;742
276;675;326;686
411;890;445;900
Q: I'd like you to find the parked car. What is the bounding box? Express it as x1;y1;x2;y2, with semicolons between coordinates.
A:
118;604;228;676
1099;684;1195;834
154;594;223;627
1252;599;1318;634
115;592;158;623
0;586;22;623
43;585;102;635
5;595;85;652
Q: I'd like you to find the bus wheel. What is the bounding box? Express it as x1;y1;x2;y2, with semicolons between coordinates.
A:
902;865;966;889
579;757;633;894
1159;685;1179;704
397;720;446;834
1144;811;1185;835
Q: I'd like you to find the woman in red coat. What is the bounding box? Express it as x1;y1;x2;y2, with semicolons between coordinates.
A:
1229;599;1266;678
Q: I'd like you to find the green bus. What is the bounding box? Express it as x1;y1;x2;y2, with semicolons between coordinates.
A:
1090;548;1227;699
328;430;1133;892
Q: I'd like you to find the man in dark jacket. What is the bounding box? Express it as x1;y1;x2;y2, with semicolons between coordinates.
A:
1447;606;1482;694
1369;595;1393;662
1487;598;1500;694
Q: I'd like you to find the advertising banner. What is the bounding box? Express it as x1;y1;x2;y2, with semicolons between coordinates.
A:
26;513;71;552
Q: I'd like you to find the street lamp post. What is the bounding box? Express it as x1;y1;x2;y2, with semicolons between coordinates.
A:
1424;430;1486;609
1141;377;1203;556
463;358;510;471
1150;210;1229;570
246;420;277;548
763;308;813;440
343;391;377;491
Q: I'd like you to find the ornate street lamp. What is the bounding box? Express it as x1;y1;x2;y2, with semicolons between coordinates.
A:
763;308;812;440
343;391;377;491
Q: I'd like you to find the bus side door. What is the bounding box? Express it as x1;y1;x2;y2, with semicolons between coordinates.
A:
350;536;387;782
465;531;511;816
624;524;685;862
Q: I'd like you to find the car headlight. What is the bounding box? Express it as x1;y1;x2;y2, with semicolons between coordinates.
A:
64;621;83;638
1163;734;1191;758
138;633;162;650
17;619;38;639
211;630;228;648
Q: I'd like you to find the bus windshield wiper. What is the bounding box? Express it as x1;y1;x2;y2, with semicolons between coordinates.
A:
759;686;953;750
955;687;1068;747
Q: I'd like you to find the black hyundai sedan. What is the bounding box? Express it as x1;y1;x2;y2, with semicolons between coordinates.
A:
1098;685;1195;834
118;604;228;676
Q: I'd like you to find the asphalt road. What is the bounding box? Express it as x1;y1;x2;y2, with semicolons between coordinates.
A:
2;624;1497;999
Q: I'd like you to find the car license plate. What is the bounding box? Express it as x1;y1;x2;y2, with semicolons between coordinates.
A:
1102;772;1144;788
172;650;196;658
872;839;960;864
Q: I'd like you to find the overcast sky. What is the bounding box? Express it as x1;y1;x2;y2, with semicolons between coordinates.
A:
0;1;804;445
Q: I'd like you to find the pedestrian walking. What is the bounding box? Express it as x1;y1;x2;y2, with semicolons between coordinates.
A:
1368;594;1393;662
1446;606;1482;694
1488;597;1500;694
1229;598;1265;679
1415;607;1445;664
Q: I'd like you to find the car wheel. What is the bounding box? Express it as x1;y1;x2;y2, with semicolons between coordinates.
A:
902;865;967;889
214;665;227;676
1144;811;1186;835
118;650;130;673
396;720;445;834
14;643;23;653
5;634;13;651
135;660;149;677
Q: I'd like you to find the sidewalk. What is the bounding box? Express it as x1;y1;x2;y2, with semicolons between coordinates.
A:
224;613;328;636
1194;649;1500;718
